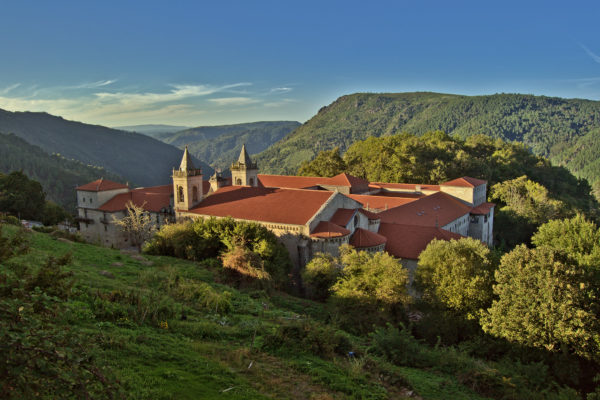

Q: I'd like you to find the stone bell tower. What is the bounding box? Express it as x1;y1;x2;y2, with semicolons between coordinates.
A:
172;146;203;211
231;144;258;187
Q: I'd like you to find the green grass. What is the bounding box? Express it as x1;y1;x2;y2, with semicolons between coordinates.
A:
2;225;493;399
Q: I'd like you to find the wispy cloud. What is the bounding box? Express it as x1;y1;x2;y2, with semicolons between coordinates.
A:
70;79;117;89
208;97;259;106
565;76;600;88
0;80;297;125
579;43;600;64
270;87;293;94
95;83;251;105
0;83;21;95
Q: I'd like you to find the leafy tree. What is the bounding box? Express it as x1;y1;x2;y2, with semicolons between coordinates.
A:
113;201;156;252
531;215;600;269
41;201;71;226
298;147;347;177
490;176;569;246
301;252;341;300
0;171;46;221
481;245;600;361
329;245;410;332
415;238;494;320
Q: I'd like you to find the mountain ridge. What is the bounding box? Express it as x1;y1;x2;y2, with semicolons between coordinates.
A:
0;108;212;187
253;92;600;192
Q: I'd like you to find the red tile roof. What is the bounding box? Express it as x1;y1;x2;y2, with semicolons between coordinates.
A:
370;182;441;191
471;202;495;215
310;221;351;238
348;194;418;211
378;192;472;227
185;186;334;226
98;187;171;213
326;173;370;191
133;184;172;194
258;173;369;192
330;208;357;227
442;177;487;187
258;174;326;189
358;208;380;220
350;228;387;248
378;223;464;259
77;179;128;192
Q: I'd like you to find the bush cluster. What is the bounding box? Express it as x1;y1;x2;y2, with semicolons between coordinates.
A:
145;217;292;287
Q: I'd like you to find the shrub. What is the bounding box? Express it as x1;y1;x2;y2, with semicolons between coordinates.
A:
262;320;352;359
329;246;410;332
301;252;341;301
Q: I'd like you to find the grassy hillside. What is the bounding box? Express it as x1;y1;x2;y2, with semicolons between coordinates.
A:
1;225;502;400
0;132;125;211
158;121;300;170
0;109;212;187
254;93;600;189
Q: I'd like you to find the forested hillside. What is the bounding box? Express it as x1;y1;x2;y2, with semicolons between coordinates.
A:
255;92;600;192
115;124;191;138
157;121;300;170
0;133;124;211
0;108;212;187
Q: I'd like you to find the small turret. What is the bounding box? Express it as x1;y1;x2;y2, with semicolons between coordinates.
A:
209;169;228;193
231;144;258;186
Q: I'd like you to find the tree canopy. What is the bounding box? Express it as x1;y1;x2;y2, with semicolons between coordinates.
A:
415;238;495;320
482;243;600;361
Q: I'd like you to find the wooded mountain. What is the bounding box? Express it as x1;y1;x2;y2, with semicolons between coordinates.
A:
254;92;600;191
0;109;212;187
0;133;124;211
114;124;191;138
156;121;300;170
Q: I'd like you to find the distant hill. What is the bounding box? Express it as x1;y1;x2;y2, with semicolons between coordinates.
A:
0;109;212;187
114;124;191;138
157;121;301;170
0;132;125;211
254;92;600;191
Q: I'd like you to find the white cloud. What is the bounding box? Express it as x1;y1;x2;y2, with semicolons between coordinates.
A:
579;43;600;64
270;87;293;94
208;97;259;106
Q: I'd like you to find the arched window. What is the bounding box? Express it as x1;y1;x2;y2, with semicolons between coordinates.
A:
178;186;185;202
192;186;198;202
236;178;242;185
249;177;254;186
354;214;359;228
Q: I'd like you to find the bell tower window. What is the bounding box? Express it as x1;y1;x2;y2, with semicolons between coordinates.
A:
178;186;185;202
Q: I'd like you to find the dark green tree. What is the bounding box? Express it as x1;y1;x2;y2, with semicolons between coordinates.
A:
297;147;346;177
0;171;46;221
301;252;341;300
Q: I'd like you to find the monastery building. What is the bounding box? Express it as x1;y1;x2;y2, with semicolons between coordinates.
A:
77;145;494;269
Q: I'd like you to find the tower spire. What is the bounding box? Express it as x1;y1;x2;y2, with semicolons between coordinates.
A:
238;144;252;165
179;145;197;171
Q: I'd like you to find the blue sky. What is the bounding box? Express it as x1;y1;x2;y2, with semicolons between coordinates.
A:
1;1;600;127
